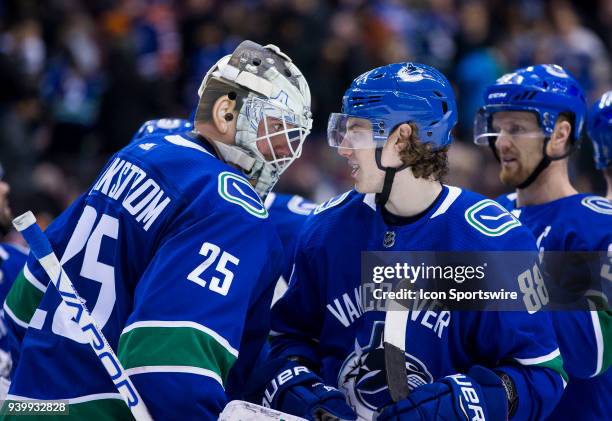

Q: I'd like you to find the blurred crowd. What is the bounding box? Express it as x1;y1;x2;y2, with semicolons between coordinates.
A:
0;0;610;219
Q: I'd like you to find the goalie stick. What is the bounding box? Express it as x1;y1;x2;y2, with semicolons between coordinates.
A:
12;211;153;421
383;278;411;403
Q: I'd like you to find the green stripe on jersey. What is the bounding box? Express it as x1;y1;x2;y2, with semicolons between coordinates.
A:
118;325;237;384
0;398;133;421
532;354;568;384
4;270;44;326
597;310;612;374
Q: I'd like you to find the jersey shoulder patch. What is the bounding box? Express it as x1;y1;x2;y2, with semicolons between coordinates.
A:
464;199;522;237
217;171;268;219
287;195;317;215
313;190;352;215
580;196;612;215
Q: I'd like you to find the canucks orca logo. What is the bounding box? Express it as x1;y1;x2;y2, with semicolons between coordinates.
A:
218;172;268;218
338;322;432;420
581;196;612;215
465;199;521;237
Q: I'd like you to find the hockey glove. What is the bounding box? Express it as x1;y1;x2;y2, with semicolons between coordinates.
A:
376;365;510;421
245;358;356;421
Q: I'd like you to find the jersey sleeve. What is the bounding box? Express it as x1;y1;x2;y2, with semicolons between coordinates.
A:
117;211;282;419
555;212;612;378
2;258;49;376
269;237;324;367
462;310;566;420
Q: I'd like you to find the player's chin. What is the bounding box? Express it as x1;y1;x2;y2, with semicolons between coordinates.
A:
499;168;525;187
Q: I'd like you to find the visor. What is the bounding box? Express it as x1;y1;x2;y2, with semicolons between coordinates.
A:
474;107;545;145
327;113;386;150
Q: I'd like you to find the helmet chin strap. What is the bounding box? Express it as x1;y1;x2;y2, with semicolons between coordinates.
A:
374;148;407;206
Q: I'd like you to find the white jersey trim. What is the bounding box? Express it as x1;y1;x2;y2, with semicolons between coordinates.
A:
363;194;376;211
588;306;604;377
514;348;560;365
23;263;46;293
121;320;238;358
3;302;28;328
264;192;276;210
164;135;214;157
125;365;223;388
6;392;123;404
0;246;8;261
430;185;462;219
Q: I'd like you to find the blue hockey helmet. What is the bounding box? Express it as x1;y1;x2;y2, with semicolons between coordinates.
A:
587;91;612;169
474;64;586;146
327;62;457;151
132;118;194;141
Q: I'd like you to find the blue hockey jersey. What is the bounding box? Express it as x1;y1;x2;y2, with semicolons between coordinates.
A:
0;243;27;370
497;192;612;421
2;133;284;419
271;186;567;421
264;192;316;282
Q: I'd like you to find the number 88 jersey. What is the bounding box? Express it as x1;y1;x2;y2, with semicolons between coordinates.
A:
496;192;612;421
2;133;284;420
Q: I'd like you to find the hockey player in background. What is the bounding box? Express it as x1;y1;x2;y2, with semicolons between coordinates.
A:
255;63;567;421
587;90;612;200
1;40;316;419
475;64;611;420
0;165;27;397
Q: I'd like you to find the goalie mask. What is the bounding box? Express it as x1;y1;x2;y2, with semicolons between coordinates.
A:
195;40;312;198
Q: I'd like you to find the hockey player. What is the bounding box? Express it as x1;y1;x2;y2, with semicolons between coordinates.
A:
1;41;316;419
258;63;566;421
131;118;317;300
131;118;194;141
587;90;612;199
0;165;27;394
475;64;611;420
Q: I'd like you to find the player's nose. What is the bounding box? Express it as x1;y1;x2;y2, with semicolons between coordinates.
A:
495;131;513;154
273;139;291;158
338;146;353;158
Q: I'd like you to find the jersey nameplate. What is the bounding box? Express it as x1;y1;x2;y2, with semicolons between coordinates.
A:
218;172;268;219
465;199;521;236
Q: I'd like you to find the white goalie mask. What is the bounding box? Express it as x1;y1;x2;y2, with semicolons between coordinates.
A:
196;41;312;198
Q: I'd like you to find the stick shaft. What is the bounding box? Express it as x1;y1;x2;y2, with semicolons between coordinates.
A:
13;212;153;421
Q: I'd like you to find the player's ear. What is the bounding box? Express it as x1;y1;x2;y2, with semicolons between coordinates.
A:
548;119;571;156
394;123;412;153
212;95;238;135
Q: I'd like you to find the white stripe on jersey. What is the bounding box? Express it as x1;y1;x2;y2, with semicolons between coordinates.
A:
430;185;462;219
3;302;28;328
125;365;223;388
23;264;46;293
121;320;239;358
588;305;604;377
514;348;560;365
6;392;123;404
